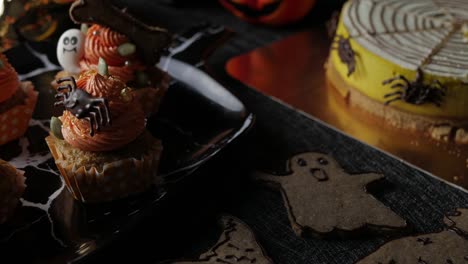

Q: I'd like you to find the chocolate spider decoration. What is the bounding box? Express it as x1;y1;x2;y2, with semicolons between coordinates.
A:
54;76;111;136
331;35;356;77
382;68;447;107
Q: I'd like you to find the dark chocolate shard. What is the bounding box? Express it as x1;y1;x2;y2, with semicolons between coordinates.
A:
69;0;172;65
167;216;273;264
254;152;407;237
357;208;468;263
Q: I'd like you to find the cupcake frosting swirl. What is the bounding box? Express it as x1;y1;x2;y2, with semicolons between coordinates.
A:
0;53;20;103
61;70;145;152
80;25;143;83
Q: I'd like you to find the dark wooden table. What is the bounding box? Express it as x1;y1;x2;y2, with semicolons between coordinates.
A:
4;1;468;263
68;2;468;264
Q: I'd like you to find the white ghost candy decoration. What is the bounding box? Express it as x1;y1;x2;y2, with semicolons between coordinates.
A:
56;29;85;74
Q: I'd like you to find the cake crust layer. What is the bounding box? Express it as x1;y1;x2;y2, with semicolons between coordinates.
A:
326;58;468;131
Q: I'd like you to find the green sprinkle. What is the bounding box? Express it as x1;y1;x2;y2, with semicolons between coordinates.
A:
120;88;133;102
50;117;64;140
118;43;136;57
0;60;4;68
98;57;108;76
81;24;89;34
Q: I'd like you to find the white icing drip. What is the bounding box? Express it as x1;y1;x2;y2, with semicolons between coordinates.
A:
20;169;66;247
160;25;224;71
344;0;468;77
28;119;50;132
2;119;66;247
162;32;204;71
18;44;61;81
8;120;51;169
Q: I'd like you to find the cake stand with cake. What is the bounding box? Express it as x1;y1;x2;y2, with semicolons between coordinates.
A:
327;0;468;144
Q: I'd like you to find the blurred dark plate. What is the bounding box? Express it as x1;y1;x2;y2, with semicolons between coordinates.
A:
0;56;253;263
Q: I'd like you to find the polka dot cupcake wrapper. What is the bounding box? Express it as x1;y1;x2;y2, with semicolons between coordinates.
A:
0;82;38;146
46;136;163;203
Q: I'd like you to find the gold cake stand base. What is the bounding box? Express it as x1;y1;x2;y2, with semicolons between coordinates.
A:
226;30;468;189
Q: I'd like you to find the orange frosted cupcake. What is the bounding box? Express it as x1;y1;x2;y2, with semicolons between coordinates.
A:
0;53;38;145
0;159;26;224
55;24;169;116
80;24;142;83
52;24;170;116
46;63;163;203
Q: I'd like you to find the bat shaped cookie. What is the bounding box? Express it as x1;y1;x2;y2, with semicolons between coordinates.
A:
168;216;272;264
254;152;407;237
358;208;468;263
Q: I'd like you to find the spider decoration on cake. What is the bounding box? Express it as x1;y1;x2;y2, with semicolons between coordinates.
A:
331;35;356;77
54;76;111;136
382;68;447;107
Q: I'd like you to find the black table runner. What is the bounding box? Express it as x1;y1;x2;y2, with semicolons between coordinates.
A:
83;2;468;263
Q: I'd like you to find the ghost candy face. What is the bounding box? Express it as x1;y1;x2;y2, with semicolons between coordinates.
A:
57;29;84;74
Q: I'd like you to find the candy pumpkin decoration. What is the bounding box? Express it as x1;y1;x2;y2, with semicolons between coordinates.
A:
219;0;316;25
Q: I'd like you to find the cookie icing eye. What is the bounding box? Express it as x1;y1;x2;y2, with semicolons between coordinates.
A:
64;37;70;45
297;158;307;167
71;36;77;45
317;157;328;165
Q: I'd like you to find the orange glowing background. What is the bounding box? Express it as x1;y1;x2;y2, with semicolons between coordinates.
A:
227;30;468;189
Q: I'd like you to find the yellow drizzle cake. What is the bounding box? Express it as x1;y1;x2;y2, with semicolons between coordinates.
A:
327;0;468;144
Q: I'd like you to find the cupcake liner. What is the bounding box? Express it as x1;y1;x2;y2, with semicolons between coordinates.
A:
0;168;26;224
45;135;163;203
0;82;38;145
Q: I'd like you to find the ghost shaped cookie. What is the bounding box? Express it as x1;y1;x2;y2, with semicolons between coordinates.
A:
254;152;407;237
357;208;468;263
168;216;272;264
56;28;85;74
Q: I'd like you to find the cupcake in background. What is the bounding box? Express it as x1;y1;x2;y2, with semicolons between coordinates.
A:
0;53;38;145
54;24;170;117
80;24;170;117
0;159;26;224
46;60;163;203
80;24;142;84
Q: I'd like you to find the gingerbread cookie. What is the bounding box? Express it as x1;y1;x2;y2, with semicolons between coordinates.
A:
357;208;468;263
168;216;272;264
254;152;407;237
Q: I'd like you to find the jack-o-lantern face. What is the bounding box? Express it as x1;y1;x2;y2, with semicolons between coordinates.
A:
224;0;282;17
219;0;316;25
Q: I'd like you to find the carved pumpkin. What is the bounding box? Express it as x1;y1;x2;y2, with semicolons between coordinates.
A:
219;0;316;25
